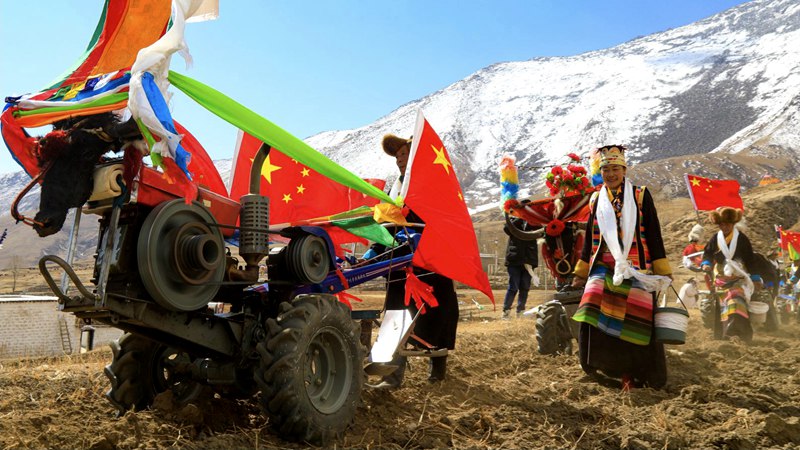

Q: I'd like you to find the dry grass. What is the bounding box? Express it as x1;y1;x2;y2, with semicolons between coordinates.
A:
3;307;798;449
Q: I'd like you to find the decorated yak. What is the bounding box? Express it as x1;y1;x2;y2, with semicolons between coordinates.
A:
500;152;597;355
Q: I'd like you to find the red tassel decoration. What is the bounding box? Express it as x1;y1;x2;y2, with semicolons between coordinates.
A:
404;267;438;312
122;143;144;190
37;129;70;163
335;291;363;310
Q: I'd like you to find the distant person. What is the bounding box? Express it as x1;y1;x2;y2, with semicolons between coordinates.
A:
790;259;800;285
571;145;673;390
748;251;781;331
677;278;698;309
701;207;763;343
367;134;459;388
682;224;705;270
502;210;539;319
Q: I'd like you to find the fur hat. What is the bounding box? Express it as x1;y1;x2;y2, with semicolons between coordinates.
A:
382;134;412;157
596;145;627;168
710;207;743;225
688;223;704;242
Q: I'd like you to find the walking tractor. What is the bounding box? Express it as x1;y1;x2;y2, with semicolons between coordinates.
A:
3;1;499;443
0;0;434;444
15;138;415;443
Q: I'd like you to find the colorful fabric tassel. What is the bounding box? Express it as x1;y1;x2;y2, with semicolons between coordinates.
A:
336;291;363;310
589;149;603;186
499;153;519;206
404;267;438;312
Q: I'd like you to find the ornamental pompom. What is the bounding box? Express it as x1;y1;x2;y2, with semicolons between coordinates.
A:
499;153;519;206
545;219;566;236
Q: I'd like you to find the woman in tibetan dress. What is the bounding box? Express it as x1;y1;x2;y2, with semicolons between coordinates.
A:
571;145;672;389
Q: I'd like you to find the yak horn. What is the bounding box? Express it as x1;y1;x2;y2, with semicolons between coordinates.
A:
505;213;544;241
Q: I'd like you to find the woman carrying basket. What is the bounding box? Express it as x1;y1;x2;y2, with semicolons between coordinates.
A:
700;207;762;343
571;145;673;389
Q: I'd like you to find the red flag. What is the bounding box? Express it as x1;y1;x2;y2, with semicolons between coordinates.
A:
684;174;744;211
174;122;228;197
228;132;385;247
401;110;494;302
778;226;800;253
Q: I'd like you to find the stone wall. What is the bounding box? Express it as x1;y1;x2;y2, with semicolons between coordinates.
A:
0;295;122;359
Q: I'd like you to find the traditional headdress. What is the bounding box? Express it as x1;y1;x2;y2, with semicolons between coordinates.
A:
382;134;412;157
588;145;627;185
596;145;627;168
710;206;743;225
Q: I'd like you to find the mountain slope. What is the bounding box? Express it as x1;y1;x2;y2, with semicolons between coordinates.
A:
3;0;800;268
306;0;800;204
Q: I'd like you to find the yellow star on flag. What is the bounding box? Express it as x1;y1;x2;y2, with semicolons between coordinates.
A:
458;192;463;201
250;155;282;184
296;184;306;194
301;167;310;177
282;193;292;203
690;178;700;187
431;145;451;175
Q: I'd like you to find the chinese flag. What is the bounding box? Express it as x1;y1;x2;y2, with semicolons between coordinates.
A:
778;226;800;259
401;110;494;302
684;174;744;211
229;131;385;246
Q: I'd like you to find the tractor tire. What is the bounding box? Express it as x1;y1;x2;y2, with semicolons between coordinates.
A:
699;296;715;329
536;301;574;355
255;294;363;444
105;333;204;413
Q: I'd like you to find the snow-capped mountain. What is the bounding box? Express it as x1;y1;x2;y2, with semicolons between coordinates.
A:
306;0;800;204
2;0;799;267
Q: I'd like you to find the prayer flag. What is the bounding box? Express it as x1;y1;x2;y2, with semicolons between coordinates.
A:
684;174;744;211
400;110;494;302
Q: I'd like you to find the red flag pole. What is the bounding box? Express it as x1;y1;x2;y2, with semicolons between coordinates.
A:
684;173;702;222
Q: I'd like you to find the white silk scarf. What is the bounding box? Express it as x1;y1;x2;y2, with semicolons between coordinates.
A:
595;179;671;293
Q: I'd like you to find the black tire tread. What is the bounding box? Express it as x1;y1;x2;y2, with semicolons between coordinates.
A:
254;294;363;444
536;301;573;355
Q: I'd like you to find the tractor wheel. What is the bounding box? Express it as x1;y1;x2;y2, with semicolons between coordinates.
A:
105;333;204;413
699;297;715;329
255;294;363;444
536;301;573;355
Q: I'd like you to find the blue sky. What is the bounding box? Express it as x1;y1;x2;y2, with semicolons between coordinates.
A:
0;0;748;174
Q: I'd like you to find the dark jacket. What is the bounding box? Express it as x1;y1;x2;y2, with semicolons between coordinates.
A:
369;208;459;350
577;185;669;276
701;231;759;277
749;252;780;287
504;217;539;267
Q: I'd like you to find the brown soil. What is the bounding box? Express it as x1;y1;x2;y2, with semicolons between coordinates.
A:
2;180;799;449
1;287;799;450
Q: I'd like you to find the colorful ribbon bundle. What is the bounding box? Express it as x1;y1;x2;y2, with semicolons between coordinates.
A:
499;153;519;211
